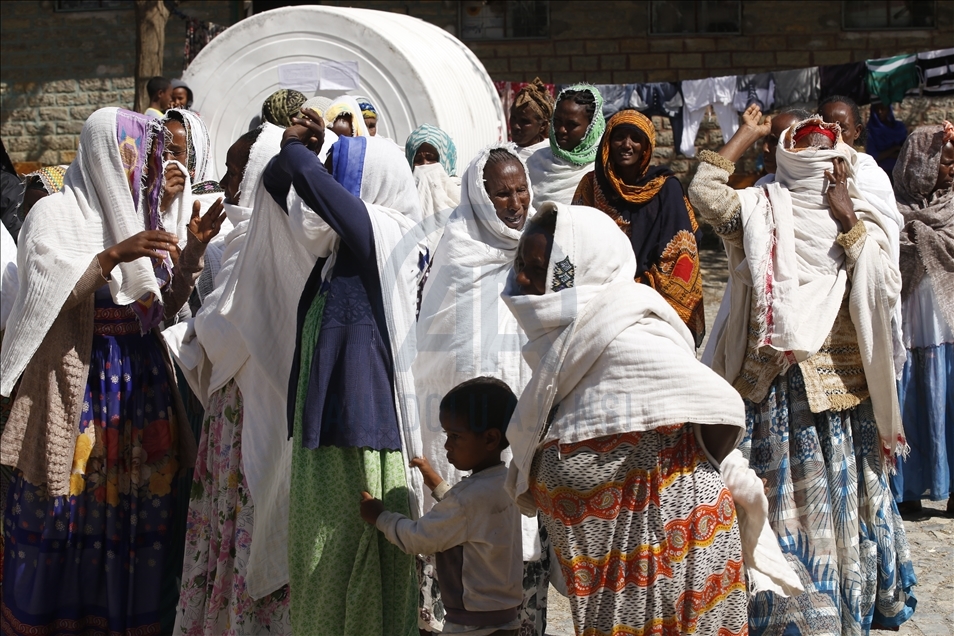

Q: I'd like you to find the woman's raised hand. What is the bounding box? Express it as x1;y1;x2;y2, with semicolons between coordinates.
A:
97;229;179;275
740;103;771;138
160;162;187;212
188;198;226;244
283;108;326;153
824;156;857;232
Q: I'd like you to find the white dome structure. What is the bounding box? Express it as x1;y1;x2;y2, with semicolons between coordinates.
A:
182;6;505;176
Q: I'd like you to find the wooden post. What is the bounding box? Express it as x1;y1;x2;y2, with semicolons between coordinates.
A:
134;0;170;113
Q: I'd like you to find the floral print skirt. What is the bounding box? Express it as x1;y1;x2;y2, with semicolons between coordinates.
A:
1;309;180;636
173;380;290;635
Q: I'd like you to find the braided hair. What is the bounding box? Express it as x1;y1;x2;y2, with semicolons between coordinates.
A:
557;89;597;122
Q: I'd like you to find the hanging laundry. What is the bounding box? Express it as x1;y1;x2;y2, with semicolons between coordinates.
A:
866;54;919;105
680;76;738;157
733;73;775;112
628;82;685;152
774;67;820;110
915;48;954;96
819;61;870;105
596;84;633;119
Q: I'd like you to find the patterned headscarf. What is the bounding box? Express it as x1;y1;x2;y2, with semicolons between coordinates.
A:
323;96;370;137
302;96;333;118
512;77;553;123
550;84;605;166
405;124;457;177
261;89;307;128
115;109;169;331
23;165;68;195
354;95;378;120
595;109;664;205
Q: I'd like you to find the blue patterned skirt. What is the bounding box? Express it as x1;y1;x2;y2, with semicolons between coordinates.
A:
891;343;954;502
1;300;180;636
741;366;917;636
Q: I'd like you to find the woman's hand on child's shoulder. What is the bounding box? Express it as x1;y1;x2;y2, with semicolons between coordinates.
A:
410;457;443;491
359;491;385;525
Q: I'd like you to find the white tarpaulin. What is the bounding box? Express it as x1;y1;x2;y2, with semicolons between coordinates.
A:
183;6;506;176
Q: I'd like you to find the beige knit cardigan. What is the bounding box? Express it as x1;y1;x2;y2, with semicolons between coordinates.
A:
1;241;205;497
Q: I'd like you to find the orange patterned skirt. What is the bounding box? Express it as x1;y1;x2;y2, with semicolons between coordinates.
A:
530;424;748;636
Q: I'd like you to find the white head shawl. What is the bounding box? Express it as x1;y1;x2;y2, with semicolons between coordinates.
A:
1;107;184;395
502;203;745;510
0;222;18;332
414;162;461;258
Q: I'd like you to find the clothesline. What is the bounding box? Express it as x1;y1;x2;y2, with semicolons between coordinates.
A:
494;47;953;157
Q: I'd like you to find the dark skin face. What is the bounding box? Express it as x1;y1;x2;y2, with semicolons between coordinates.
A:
21;186;49;217
608;125;647;184
439;410;504;473
484;159;530;230
330;114;353;138
413;142;440;167
509;104;548;147
936;142;954;192
160;120;188;212
762;113;801;174
364;115;377;136
552;99;591;152
514;228;553;296
220;139;252;205
820;101;862;147
154;87;173;111
171;87;189;109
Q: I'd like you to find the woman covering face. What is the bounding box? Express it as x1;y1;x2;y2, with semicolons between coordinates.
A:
573;109;706;346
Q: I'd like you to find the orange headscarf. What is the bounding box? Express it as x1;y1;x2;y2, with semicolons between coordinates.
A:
598;109;668;205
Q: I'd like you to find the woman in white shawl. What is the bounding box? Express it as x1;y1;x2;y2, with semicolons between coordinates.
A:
166;124;293;634
689;106;916;634
405;124;461;262
525;84;604;210
414;143;548;634
503;203;753;635
263;110;425;635
0;107;223;633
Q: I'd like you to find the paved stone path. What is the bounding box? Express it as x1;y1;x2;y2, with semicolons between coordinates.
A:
540;247;954;635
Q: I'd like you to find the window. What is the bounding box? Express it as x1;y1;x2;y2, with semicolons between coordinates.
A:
54;0;131;11
460;1;550;40
650;0;742;35
842;1;936;30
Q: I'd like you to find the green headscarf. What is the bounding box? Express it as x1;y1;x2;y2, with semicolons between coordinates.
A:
549;84;605;166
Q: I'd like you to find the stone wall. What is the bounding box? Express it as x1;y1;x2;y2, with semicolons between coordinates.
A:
2;0;953;171
0;0;232;166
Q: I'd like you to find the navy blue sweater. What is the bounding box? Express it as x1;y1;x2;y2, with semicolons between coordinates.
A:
265;140;401;451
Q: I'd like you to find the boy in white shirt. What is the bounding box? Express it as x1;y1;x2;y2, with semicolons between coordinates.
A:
360;377;523;636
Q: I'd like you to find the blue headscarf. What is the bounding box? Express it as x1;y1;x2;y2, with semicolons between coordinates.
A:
404;124;457;177
865;104;908;176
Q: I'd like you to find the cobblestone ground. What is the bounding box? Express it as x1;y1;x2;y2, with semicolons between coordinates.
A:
541;247;954;635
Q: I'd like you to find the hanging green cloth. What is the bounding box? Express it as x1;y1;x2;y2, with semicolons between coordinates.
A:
866;54;919;105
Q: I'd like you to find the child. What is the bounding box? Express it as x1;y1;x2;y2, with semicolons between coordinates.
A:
359;377;523;636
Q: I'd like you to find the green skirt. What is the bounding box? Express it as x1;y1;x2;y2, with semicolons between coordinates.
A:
288;290;418;635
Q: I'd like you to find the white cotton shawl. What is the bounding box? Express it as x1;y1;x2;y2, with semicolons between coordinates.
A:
503;203;801;596
710;133;905;458
525;145;593;210
217;134;314;600
515;139;548;163
413;162;461;259
502;203;746;509
1;223;18;332
414;144;540;558
1;108;187;396
324;96;370;137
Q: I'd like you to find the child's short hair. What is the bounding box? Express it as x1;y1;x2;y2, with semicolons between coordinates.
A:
439;377;517;449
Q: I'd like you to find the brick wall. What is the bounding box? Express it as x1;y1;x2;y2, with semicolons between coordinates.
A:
0;0;232;166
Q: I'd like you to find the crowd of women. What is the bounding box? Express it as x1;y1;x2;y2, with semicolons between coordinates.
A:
0;75;950;636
